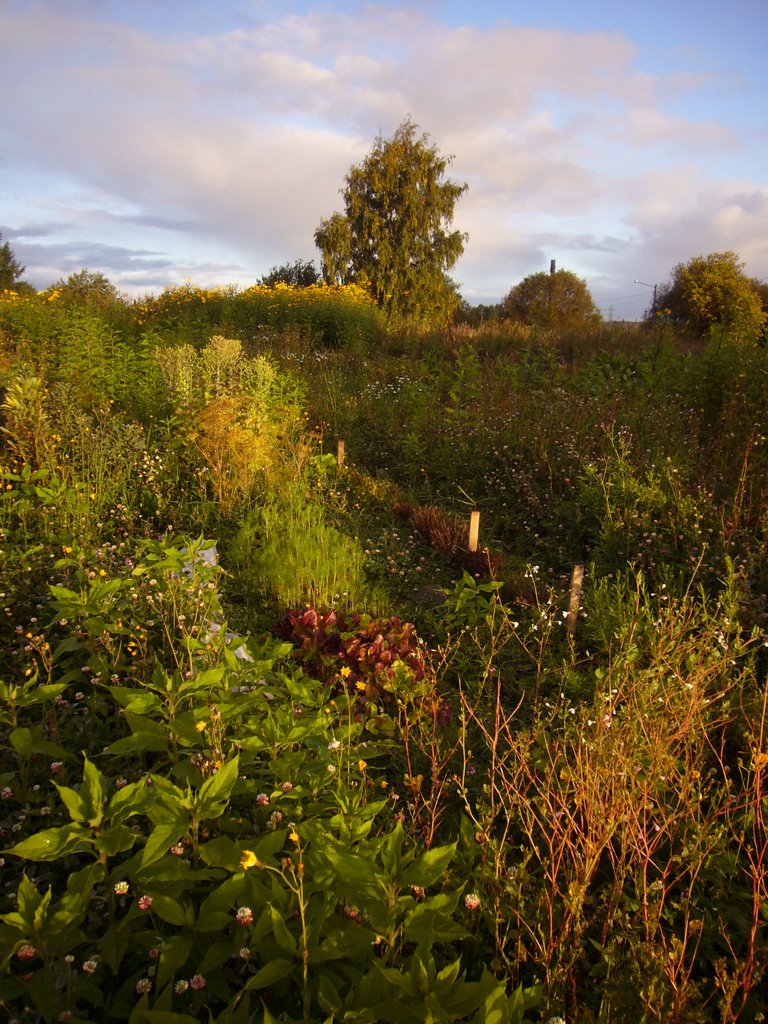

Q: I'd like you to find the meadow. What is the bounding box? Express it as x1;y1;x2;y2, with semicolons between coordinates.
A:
0;282;766;1023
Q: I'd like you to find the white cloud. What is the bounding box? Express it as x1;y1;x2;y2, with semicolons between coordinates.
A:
0;0;765;310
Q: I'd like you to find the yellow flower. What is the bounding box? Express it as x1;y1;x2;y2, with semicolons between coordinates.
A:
355;681;366;693
289;830;300;845
340;666;352;679
240;850;264;870
62;545;73;555
358;760;367;772
404;773;423;793
195;721;207;733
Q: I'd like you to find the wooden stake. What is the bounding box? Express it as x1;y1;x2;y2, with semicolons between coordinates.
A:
337;440;345;469
566;564;585;636
468;510;480;553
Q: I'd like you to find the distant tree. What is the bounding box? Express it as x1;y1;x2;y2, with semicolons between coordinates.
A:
503;268;601;334
749;276;768;345
314;214;353;287
260;259;320;287
314;119;468;322
0;233;26;291
455;301;505;328
657;251;766;343
52;269;121;307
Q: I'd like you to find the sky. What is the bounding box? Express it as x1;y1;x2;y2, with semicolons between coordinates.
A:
1;0;767;320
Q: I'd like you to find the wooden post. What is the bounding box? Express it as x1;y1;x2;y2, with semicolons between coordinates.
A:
337;439;345;469
468;511;480;553
566;564;584;636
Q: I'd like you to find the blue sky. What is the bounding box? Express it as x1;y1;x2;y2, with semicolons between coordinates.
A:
1;0;766;318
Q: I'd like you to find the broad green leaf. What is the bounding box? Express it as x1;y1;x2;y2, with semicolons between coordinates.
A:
381;821;412;879
81;755;107;826
9;727;32;757
14;873;44;923
245;957;294;989
197;939;233;975
155;934;194;990
105;731;169;756
95;824;137;857
176;666;227;698
6;825;90;862
60;863;103;920
317;972;342;1015
54;783;89;823
269;904;297;955
199;836;241;871
254;829;288;861
129;1011;199;1024
107;779;157;822
322;841;377;890
150;894;194;927
198;756;239;819
140;823;187;870
402;841;456;888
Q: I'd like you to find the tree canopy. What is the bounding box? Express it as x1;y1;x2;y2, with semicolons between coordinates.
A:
51;269;121;307
657;251;766;343
260;259;320;288
503;269;601;335
0;233;26;291
314;119;467;322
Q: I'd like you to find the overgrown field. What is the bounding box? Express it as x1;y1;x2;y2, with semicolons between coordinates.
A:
0;284;766;1023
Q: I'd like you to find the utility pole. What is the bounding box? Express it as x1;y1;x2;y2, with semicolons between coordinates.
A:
634;279;657;315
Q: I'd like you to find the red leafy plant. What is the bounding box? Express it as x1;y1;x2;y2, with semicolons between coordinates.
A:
274;607;428;703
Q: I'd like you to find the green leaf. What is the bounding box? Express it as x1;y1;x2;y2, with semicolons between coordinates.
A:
322;840;378;890
60;863;103;920
245;957;294;990
6;825;90;862
107;731;169;755
197;939;233;975
107;779;157;823
95;824;137;857
9;727;32;757
402;841;456;889
82;755;108;823
140;823;187;870
54;783;89;823
197;756;240;820
381;821;412;880
199;836;241;871
269;904;297;955
129;1011;199;1024
150;894;194;927
13;873;44;924
155;934;194;990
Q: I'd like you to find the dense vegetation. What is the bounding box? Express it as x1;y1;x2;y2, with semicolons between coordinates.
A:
0;280;766;1023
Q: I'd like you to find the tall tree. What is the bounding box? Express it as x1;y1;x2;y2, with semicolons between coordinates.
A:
314;119;468;322
0;233;25;291
503;268;601;334
657;251;766;343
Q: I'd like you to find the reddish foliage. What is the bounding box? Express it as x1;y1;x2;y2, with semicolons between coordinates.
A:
393;502;503;578
274;607;427;701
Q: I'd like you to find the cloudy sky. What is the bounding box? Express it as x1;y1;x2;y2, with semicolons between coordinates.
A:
2;0;766;318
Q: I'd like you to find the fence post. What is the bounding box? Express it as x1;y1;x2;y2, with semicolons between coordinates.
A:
566;564;585;636
468;511;480;553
